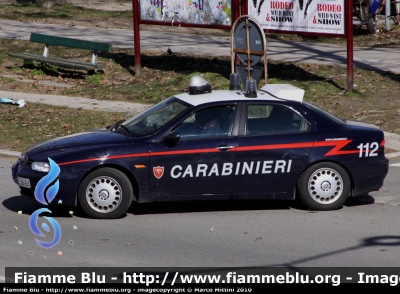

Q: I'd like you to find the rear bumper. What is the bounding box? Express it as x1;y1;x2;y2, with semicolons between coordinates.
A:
351;157;389;196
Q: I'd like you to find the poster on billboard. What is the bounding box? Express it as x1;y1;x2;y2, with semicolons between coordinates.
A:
249;0;345;35
140;0;232;26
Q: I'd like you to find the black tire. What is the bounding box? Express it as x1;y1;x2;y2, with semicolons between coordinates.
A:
297;162;351;211
78;168;133;219
366;16;378;34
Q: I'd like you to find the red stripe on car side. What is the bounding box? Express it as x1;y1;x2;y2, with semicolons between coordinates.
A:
58;153;148;166
313;140;359;156
58;148;229;166
236;142;315;151
58;140;359;166
150;147;227;156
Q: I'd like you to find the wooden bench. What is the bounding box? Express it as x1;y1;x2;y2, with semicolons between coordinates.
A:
9;33;112;72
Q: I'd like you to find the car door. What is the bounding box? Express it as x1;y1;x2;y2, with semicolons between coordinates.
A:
149;104;238;198
235;102;316;199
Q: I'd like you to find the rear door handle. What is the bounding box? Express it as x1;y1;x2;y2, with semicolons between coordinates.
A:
216;145;236;151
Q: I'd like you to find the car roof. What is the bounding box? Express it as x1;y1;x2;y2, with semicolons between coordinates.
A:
175;84;305;106
174;90;276;106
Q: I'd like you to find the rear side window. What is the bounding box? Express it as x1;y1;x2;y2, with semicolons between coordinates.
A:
246;104;308;135
305;103;345;125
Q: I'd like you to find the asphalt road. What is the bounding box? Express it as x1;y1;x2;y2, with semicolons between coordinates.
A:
0;19;400;74
1;154;400;282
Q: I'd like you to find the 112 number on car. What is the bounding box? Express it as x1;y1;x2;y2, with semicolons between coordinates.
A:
357;142;379;157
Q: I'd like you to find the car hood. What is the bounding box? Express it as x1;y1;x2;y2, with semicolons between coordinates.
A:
24;129;132;157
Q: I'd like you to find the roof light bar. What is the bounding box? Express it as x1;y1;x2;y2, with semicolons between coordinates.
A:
229;73;241;91
189;75;212;95
245;78;257;98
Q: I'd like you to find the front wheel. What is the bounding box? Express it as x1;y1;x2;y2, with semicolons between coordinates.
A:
297;162;351;211
78;168;134;219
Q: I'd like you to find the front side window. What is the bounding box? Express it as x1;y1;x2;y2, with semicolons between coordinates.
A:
122;98;189;136
174;105;235;140
246;104;305;135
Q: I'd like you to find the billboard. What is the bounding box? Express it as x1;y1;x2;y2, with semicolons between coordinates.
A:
140;0;232;26
249;0;345;34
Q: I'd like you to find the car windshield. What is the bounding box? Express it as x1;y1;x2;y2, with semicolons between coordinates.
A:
121;98;189;136
305;102;345;125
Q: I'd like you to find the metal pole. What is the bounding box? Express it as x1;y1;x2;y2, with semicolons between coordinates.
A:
397;1;400;24
241;0;247;15
233;0;240;23
132;0;141;76
385;0;391;31
347;0;354;92
245;18;251;80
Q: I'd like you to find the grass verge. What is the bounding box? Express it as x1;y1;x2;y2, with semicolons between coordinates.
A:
0;103;128;151
0;3;132;22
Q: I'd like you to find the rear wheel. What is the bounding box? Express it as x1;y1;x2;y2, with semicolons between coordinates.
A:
78;168;133;219
297;162;351;211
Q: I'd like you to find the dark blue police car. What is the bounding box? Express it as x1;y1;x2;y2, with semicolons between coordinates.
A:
12;76;389;218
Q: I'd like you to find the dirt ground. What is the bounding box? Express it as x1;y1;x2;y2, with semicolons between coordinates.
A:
68;0;133;11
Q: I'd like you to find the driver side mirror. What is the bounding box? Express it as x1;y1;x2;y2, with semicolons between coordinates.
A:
163;132;180;145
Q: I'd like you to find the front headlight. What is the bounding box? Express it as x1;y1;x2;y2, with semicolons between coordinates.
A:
31;162;50;172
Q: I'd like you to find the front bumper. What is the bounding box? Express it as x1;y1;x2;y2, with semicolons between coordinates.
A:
12;158;80;206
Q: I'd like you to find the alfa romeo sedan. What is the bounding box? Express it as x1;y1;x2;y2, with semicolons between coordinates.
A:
12;76;389;219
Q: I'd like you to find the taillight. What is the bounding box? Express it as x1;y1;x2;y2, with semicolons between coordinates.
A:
380;139;385;147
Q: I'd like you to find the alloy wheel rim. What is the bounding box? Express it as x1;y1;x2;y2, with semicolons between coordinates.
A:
86;176;122;213
308;168;343;204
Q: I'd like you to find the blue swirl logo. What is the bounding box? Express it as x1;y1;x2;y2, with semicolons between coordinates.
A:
29;158;62;249
34;158;60;205
29;208;62;249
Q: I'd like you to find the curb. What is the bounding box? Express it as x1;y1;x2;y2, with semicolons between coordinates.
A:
385;151;400;159
0;149;20;158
